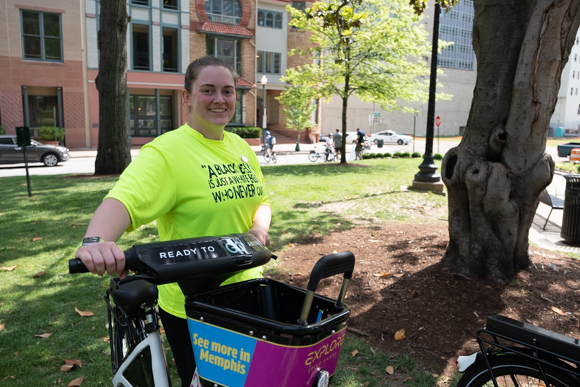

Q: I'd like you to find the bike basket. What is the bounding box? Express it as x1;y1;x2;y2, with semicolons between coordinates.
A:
185;278;350;387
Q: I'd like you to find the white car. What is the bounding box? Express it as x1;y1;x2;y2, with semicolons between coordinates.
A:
370;130;413;145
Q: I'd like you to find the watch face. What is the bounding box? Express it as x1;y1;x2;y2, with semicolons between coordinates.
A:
82;236;101;245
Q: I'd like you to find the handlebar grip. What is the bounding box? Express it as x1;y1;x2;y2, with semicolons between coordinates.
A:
69;258;89;274
69;249;138;274
306;251;355;292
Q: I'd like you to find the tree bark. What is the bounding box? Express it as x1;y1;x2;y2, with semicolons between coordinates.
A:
442;0;580;282
94;0;131;175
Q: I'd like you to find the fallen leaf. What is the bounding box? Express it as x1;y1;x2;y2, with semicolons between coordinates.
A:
385;365;395;374
551;306;567;316
393;273;404;278
14;352;19;357
34;332;52;338
405;376;413;381
61;364;74;373
394;329;406;340
373;272;392;277
1;266;18;271
104;337;110;342
410;290;418;298
67;375;85;386
31;237;43;242
333;250;338;254
288;243;294;247
364;382;370;386
64;359;83;368
32;271;45;278
159;326;166;334
0;323;4;331
351;349;359;357
75;307;95;317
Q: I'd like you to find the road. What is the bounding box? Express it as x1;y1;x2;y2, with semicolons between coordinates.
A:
0;139;569;179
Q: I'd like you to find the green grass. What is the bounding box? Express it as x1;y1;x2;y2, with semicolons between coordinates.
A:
0;159;445;385
555;162;580;173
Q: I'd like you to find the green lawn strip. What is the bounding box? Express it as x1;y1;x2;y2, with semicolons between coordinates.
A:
555;162;580;174
0;159;445;385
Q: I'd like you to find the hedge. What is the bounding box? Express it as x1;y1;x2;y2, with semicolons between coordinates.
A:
225;126;261;139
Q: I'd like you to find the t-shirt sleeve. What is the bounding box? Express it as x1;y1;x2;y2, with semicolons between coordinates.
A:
105;146;177;232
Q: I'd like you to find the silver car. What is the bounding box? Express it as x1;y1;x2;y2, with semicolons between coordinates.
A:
370;130;413;145
0;135;70;167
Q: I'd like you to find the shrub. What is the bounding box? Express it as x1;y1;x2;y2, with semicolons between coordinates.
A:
383;152;392;158
225;126;261;138
578;165;580;172
434;153;443;160
369;153;376;158
0;125;5;135
362;153;371;159
376;153;384;158
401;152;411;158
393;152;402;158
39;126;65;141
412;152;421;158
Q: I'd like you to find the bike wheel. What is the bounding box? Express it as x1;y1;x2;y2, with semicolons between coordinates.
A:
264;153;271;163
308;152;318;162
272;153;277;164
456;355;577;387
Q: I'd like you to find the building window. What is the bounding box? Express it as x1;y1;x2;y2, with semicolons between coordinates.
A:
231;91;243;125
130;95;173;137
258;9;283;29
574;71;576;79
257;51;281;74
131;0;149;5
26;95;60;128
438;2;474;71
132;24;150;71
205;0;242;25
163;0;178;10
162;28;178;72
21;11;62;61
291;2;306;30
207;36;241;72
577;104;580;114
572;88;574;96
576;54;578;61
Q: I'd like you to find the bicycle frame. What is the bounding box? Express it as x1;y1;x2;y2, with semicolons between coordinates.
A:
459;315;580;387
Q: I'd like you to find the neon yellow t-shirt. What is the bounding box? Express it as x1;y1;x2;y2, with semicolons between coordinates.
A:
105;124;269;318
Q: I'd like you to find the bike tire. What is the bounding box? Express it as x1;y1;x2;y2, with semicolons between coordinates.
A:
263;153;271;163
456;355;577;387
308;152;318;162
272;154;277;164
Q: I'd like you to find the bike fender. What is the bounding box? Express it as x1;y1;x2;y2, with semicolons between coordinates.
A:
456;353;480;373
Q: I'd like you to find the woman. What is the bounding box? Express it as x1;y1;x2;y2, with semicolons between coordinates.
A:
75;56;271;386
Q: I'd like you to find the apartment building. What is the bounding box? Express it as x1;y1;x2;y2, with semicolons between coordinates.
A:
0;0;88;146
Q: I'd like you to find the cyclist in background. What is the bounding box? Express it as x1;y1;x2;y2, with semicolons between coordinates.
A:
264;130;275;158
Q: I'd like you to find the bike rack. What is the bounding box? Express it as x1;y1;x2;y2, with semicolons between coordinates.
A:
477;315;580;387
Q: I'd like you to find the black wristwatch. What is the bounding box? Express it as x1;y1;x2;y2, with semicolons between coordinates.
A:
82;236;103;245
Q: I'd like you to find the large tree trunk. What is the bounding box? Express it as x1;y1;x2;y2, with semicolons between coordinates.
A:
442;0;580;282
94;0;131;175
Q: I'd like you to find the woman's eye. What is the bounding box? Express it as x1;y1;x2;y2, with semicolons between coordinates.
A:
201;88;213;94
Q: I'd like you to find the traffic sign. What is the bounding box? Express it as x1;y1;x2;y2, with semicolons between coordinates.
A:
435;116;441;127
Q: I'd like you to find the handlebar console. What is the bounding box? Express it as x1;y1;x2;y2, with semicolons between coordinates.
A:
69;233;275;285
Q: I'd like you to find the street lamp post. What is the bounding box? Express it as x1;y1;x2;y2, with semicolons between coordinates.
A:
412;2;444;193
260;75;268;145
413;111;418;153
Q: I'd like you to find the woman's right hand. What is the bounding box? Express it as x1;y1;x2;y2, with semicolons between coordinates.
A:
75;242;127;279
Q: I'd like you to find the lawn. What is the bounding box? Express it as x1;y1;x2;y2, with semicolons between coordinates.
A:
0;158;445;386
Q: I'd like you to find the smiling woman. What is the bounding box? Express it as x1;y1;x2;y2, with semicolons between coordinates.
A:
74;56;272;387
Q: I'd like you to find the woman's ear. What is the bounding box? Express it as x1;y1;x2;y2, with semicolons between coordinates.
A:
182;89;192;106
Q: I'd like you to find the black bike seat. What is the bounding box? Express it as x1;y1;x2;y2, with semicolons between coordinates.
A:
110;278;158;307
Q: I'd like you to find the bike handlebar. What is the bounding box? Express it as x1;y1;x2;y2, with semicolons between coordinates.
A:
69;234;275;285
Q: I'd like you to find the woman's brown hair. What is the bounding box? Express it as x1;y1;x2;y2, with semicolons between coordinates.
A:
184;56;239;93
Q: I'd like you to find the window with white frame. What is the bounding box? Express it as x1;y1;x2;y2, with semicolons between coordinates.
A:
132;24;150;71
21;11;62;61
207;36;241;72
162;28;178;72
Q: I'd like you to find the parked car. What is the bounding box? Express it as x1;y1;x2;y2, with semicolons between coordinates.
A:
370;130;413;145
0;135;70;167
557;142;580;157
320;131;358;144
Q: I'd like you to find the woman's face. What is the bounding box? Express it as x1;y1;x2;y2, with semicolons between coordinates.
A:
185;65;237;133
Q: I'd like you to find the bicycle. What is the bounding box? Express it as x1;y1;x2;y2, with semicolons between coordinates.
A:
263;146;277;164
455;314;580;386
308;146;335;162
69;233;355;387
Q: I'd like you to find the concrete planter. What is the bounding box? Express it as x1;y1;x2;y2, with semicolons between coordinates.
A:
244;138;261;146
